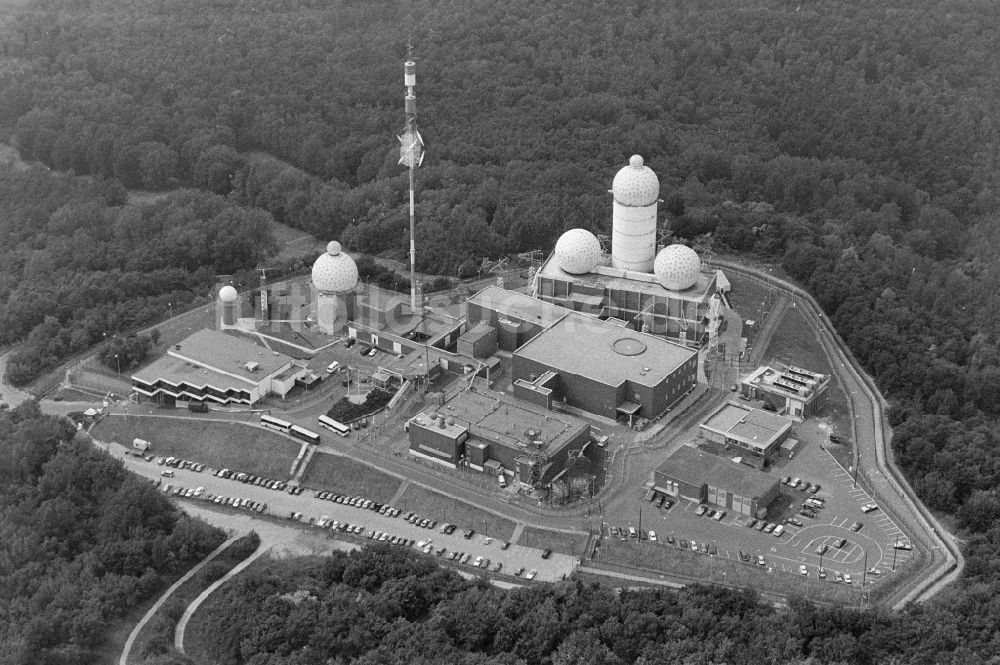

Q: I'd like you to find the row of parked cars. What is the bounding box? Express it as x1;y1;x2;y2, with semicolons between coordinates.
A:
743;517;787;536
291;500;540;579
644;490;675;510
783;476;821;494
216;468;293;492
163;482;268;513
159;456;204;472
610;525;719;555
695;504;727;521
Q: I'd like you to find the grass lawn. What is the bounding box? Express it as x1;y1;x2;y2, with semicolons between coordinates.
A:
761;303;831;373
92;415;301;479
270;219;325;261
594;538;862;606
517;526;586;556
728;276;779;344
395;484;517;541
301;452;403;503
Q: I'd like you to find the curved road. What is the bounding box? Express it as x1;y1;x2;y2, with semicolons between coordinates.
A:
715;260;961;607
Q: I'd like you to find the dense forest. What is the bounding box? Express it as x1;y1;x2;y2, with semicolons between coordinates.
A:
0;166;277;384
193;545;999;665
0;400;225;665
2;0;1000;660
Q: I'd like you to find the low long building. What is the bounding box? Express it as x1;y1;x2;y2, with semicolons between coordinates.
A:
699;402;793;460
131;329;297;405
512;312;698;422
652;445;780;518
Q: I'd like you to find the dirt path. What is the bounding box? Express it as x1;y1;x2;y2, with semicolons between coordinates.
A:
174;540;270;656
118;534;240;665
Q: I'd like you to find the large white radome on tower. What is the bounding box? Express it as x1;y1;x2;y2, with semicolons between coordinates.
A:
554;229;602;275
612;155;660;207
654;244;701;291
312;241;359;293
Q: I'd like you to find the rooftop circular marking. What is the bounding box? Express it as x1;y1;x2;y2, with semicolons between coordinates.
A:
612;337;647;356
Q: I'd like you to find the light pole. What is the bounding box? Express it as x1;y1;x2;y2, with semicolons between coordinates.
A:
168;301;173;318
114;354;121;376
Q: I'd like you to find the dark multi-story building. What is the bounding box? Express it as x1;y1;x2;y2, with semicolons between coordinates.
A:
511;312;699;423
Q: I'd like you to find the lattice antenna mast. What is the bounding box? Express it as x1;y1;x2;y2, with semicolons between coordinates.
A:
398;46;425;313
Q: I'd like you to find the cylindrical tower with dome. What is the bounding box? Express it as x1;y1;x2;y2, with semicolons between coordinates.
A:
611;155;660;272
311;241;359;334
219;284;238;326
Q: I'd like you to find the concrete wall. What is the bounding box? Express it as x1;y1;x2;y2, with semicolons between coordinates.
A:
408;422;467;466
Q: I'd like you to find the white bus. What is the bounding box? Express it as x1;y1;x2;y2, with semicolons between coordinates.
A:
260;414;292;432
318;415;350;437
289;424;321;445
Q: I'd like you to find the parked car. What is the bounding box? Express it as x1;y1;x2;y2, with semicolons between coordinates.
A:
696;505;708;517
541;549;552;559
799;565;808;576
861;502;879;513
648;531;657;542
850;521;863;532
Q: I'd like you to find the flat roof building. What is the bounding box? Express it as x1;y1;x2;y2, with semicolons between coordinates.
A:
740;364;830;419
512;312;699;422
699;402;793;459
465;285;580;352
652;445;780;518
132;329;296;405
406;388;591;488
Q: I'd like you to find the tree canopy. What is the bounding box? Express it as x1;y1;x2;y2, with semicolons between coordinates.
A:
0;402;224;665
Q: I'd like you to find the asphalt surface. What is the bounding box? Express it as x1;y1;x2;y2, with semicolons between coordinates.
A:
715;261;960;607
112;442;575;582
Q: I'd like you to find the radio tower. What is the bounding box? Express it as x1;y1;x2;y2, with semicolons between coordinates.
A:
398;48;425;313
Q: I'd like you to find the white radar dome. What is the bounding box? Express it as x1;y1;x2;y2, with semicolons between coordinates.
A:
218;285;238;303
654;244;701;290
554;229;602;275
312;241;359;293
612;155;660;207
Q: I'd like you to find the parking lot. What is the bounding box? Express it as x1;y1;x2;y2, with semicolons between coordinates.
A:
115;444;577;583
602;420;913;591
